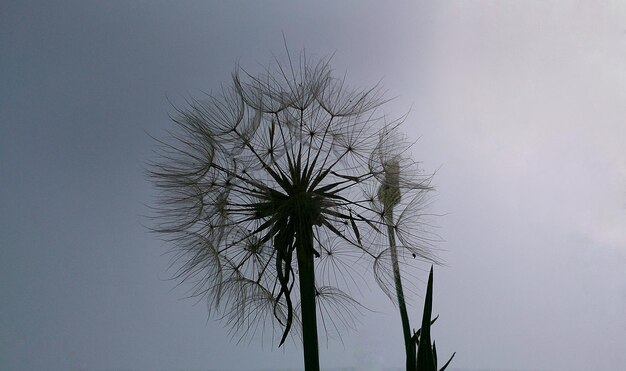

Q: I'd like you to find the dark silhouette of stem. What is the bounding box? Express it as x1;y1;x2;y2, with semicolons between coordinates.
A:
296;221;320;371
386;210;416;371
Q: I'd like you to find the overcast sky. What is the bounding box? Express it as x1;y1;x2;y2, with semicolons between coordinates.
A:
2;1;625;370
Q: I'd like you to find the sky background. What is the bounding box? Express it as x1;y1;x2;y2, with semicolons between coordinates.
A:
2;1;625;370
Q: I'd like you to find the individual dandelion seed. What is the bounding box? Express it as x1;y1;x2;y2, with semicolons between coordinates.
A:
147;51;435;371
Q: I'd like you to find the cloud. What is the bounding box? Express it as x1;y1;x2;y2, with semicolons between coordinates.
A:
424;1;626;253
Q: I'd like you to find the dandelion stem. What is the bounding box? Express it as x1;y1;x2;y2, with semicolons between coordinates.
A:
386;213;416;371
296;221;320;371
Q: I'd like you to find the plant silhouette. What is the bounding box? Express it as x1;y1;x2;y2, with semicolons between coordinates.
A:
414;266;455;371
148;51;437;370
371;127;439;371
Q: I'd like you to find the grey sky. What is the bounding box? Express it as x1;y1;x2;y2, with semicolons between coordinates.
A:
1;1;625;370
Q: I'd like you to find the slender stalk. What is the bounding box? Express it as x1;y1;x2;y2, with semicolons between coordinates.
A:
296;221;320;371
386;210;416;371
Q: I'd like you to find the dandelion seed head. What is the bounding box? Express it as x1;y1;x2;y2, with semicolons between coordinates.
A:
148;51;438;345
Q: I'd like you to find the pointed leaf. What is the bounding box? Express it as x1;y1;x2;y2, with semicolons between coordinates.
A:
416;265;435;370
439;352;456;371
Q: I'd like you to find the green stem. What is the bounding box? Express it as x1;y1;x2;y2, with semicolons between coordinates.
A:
296;223;320;371
386;211;416;371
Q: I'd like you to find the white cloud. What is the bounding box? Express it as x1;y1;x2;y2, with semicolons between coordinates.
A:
425;1;626;251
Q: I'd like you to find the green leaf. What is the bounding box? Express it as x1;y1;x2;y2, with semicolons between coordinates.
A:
416;266;435;371
439;352;456;371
